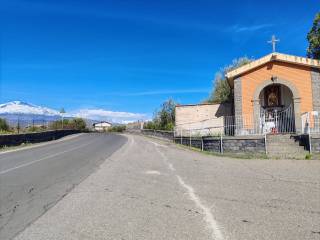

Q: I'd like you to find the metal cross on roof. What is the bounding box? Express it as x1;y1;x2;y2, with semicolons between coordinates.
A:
268;35;280;53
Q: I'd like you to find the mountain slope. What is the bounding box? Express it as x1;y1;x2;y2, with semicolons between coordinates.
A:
0;101;61;116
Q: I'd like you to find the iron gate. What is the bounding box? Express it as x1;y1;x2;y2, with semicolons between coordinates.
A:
260;104;295;134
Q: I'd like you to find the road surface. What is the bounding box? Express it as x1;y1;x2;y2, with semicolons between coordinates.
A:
2;134;320;240
0;133;127;240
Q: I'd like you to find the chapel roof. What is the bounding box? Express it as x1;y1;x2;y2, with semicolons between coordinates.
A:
225;52;320;82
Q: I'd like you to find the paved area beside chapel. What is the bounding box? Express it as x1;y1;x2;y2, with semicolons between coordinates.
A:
14;134;320;240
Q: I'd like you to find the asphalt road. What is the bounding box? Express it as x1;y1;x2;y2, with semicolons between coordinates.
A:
11;134;320;240
0;133;127;240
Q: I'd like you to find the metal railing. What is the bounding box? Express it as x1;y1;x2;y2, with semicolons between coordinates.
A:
1;116;89;134
259;104;295;134
302;112;320;134
175;106;296;137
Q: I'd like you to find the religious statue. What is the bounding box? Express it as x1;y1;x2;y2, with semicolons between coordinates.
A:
265;85;280;108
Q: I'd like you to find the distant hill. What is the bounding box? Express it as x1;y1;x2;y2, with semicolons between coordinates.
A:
0;101;99;128
0;101;61;127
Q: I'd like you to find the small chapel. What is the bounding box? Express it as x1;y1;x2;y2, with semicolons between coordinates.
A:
226;52;320;135
174;37;320;156
175;45;320;137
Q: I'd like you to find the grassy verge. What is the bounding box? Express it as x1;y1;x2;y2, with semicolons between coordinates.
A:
306;153;320;160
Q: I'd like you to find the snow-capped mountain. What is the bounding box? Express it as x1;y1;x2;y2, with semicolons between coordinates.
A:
0;101;61;116
0;101;147;127
0;101;63;127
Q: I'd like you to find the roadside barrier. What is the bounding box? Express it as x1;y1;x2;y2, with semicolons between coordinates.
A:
0;130;81;147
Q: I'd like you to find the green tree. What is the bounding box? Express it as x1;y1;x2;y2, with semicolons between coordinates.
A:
144;99;176;131
108;125;126;132
49;119;70;130
143;121;157;130
155;99;176;130
0;118;9;132
307;12;320;59
70;118;87;131
207;57;253;103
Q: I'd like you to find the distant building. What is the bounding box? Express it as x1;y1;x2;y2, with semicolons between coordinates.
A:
93;121;112;132
126;120;144;130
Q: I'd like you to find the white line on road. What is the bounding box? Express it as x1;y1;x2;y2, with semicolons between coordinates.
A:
167;163;175;171
176;175;224;240
150;141;168;148
145;170;161;175
153;143;224;240
0;140;95;175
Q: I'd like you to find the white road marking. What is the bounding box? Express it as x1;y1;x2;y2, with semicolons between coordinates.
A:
155;147;176;172
153;142;224;240
168;163;175;171
145;170;161;175
0;140;95;175
120;135;135;156
150;141;168;148
176;175;224;240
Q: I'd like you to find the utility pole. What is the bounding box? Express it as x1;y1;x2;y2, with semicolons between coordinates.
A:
17;116;20;134
60;108;66;130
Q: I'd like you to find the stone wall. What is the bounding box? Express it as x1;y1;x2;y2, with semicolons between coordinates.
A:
174;135;265;154
0;130;80;147
141;129;174;141
233;77;242;117
311;134;320;153
311;68;320;113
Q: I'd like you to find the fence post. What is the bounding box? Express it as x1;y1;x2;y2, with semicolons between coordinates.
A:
264;133;267;155
307;113;312;154
180;129;183;144
189;130;192;147
220;131;223;154
201;136;204;151
173;128;175;143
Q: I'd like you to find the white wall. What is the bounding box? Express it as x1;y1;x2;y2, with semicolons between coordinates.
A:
175;103;232;136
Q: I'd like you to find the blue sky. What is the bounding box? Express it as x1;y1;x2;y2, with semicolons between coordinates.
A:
0;0;318;121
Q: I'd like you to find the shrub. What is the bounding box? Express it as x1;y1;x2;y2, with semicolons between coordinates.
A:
108;125;126;132
49;118;87;131
305;153;312;160
144;99;176;131
0;118;9;132
27;126;41;132
70;118;87;131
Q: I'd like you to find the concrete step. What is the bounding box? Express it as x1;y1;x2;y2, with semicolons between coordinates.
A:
268;154;307;159
266;134;309;158
267;145;305;150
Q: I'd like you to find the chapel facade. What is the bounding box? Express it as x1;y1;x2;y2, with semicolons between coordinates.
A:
226;52;320;135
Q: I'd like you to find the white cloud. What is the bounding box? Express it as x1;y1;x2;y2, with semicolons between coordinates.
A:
72;108;148;124
229;24;273;33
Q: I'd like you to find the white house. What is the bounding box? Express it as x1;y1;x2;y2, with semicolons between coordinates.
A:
93;121;112;131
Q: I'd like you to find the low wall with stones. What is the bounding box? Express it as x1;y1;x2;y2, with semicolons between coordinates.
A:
141;129;174;141
174;135;266;154
0;130;81;147
311;134;320;153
